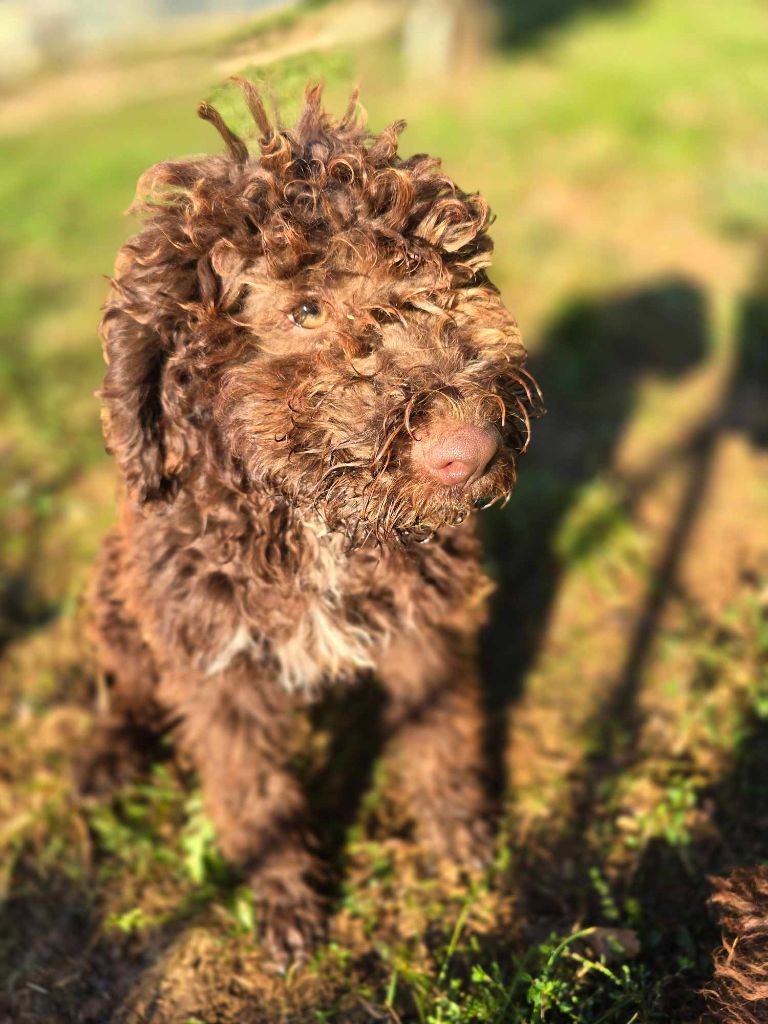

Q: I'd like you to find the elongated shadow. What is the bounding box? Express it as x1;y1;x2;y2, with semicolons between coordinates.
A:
557;246;768;826
501;251;768;1015
480;276;709;804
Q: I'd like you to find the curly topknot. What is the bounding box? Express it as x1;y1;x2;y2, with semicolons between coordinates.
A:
185;79;494;281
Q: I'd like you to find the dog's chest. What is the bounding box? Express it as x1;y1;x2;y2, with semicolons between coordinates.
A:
270;536;389;691
207;531;410;693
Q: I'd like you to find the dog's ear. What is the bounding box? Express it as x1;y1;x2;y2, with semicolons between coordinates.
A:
100;91;274;504
99;158;223;505
100;261;176;504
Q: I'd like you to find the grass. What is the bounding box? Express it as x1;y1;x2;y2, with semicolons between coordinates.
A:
1;0;768;1020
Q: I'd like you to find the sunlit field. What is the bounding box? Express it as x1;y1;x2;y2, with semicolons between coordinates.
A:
1;1;768;1020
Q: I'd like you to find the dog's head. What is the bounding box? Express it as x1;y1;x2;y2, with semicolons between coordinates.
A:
101;81;541;544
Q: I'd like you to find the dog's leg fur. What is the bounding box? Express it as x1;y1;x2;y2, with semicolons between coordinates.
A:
169;660;325;965
377;629;492;868
77;532;166;793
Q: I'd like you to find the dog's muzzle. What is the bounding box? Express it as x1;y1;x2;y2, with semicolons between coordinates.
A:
412;419;500;489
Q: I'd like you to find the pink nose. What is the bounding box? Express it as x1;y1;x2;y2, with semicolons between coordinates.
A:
415;422;500;488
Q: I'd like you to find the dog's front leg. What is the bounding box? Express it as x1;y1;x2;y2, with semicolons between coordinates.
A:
171;660;325;967
376;628;493;870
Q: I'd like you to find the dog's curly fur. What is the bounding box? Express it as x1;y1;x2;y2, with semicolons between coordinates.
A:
84;80;541;963
704;867;768;1024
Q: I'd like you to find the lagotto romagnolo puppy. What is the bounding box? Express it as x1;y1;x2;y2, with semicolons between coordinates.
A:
83;79;541;964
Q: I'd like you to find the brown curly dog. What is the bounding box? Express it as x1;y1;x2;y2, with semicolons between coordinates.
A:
83;79;541;965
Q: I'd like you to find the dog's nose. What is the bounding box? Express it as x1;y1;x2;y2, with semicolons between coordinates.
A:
414;422;500;488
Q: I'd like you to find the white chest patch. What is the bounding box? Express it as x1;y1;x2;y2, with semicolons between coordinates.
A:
274;598;379;692
205;528;390;692
206;623;262;676
273;532;384;692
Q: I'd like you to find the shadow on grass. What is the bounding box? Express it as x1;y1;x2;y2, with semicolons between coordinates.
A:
522;252;768;829
307;679;389;890
0;862;156;1024
481;275;709;803
491;0;638;49
0;806;257;1024
584;245;768;800
486;254;768;1017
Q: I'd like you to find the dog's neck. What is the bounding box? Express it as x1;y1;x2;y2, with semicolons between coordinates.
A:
203;459;448;559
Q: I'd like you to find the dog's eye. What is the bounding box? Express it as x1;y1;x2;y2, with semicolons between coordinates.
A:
288;300;328;329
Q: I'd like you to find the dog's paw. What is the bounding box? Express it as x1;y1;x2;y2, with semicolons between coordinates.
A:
254;886;327;972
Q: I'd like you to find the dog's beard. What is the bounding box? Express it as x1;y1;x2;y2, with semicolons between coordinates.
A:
299;448;518;547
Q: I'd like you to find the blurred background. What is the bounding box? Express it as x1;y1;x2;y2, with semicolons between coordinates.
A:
1;2;767;1021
